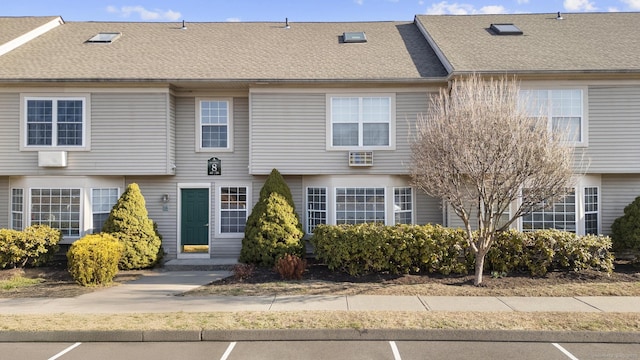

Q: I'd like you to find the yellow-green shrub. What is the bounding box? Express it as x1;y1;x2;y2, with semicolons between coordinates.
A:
0;225;61;269
67;233;123;286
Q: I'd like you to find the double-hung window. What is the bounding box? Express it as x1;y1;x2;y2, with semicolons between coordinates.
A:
198;99;233;151
24;97;86;148
584;187;599;235
519;89;584;144
329;95;394;149
219;186;248;235
11;189;24;231
306;187;327;233
393;187;413;224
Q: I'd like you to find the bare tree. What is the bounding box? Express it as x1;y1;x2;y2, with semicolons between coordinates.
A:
410;75;575;285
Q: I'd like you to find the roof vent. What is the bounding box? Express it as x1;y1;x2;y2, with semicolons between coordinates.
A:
343;31;367;43
489;23;523;35
87;32;121;43
349;151;373;167
181;20;187;30
556;12;564;20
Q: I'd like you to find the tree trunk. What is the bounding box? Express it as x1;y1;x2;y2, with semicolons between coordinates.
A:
474;250;486;286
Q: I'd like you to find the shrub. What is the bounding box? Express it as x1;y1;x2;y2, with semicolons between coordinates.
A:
611;195;640;252
311;223;469;276
67;233;123;286
102;183;163;270
486;229;527;274
240;192;304;267
553;233;614;273
0;225;61;269
274;254;307;280
232;263;255;281
240;169;304;267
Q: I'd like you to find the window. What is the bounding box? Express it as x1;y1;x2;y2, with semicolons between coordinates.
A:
198;99;232;151
11;189;23;230
393;187;412;224
306;187;327;233
522;189;576;233
329;95;393;149
520;89;584;143
87;32;121;43
91;188;119;233
584;187;599;235
490;23;523;35
336;187;385;224
219;186;248;234
30;188;81;237
25;97;86;147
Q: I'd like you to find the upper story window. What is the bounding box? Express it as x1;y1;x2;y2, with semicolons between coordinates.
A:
197;98;233;152
520;89;585;145
23;96;88;149
328;94;395;150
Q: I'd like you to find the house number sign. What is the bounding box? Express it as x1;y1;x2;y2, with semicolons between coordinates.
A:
207;157;221;175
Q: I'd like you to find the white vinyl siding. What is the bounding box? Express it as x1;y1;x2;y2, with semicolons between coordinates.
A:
91;188;119;233
306;187;327;233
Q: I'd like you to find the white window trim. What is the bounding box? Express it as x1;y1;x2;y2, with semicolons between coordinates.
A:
583;186;600;235
306;186;328;233
519;87;588;147
20;94;91;151
196;97;234;153
326;93;396;151
10;188;24;231
334;187;388;225
28;187;83;238
392;186;414;225
216;184;251;238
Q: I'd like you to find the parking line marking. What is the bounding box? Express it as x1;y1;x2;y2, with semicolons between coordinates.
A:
552;343;580;360
220;342;237;360
389;341;402;360
48;342;82;360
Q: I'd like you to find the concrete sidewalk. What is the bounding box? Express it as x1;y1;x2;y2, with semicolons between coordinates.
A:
1;270;639;314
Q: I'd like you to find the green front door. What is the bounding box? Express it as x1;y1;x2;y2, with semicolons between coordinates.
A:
181;188;209;254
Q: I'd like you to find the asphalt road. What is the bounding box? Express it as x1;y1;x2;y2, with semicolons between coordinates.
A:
3;341;640;360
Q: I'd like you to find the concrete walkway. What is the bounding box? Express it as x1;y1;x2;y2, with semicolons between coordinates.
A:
1;270;639;315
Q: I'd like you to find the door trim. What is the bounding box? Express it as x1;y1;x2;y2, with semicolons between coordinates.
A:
177;183;212;259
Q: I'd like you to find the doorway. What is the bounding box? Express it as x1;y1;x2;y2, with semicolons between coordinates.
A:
180;188;210;255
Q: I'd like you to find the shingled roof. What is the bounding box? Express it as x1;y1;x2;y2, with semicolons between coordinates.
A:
415;12;640;75
0;19;447;83
0;16;60;47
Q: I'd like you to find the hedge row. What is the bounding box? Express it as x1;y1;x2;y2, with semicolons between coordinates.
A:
310;224;614;276
0;225;62;269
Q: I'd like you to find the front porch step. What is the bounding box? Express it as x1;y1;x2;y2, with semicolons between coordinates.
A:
162;258;238;271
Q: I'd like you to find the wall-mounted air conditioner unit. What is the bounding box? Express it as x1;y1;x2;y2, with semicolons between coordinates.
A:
348;151;373;167
38;151;67;167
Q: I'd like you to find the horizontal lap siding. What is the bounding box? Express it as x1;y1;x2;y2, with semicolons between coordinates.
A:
0;92;171;176
586;86;640;173
134;96;252;259
601;174;640;235
250;91;430;175
415;190;443;225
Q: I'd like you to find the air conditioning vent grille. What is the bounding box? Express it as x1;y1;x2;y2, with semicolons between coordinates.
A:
348;151;373;166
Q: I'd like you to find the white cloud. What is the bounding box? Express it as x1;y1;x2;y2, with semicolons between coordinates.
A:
226;17;241;22
425;2;506;14
354;0;364;5
516;0;529;3
106;5;182;21
621;0;640;9
563;0;597;11
608;6;620;11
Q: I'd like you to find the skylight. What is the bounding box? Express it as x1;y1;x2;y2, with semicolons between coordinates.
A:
343;32;367;43
490;24;523;35
87;32;121;43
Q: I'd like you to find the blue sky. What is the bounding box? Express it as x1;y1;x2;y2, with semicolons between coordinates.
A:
4;0;639;22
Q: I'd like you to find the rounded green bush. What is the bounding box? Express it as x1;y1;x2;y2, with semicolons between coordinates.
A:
611;195;640;252
67;233;124;286
0;225;61;269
